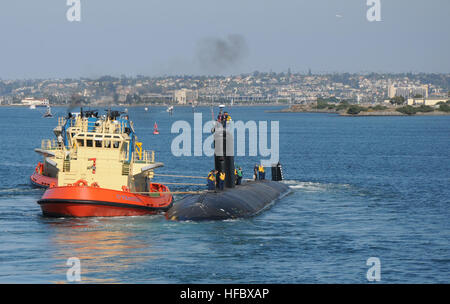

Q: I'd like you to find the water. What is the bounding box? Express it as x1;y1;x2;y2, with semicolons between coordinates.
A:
0;106;448;283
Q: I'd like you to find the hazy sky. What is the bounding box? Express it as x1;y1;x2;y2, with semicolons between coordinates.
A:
0;0;449;79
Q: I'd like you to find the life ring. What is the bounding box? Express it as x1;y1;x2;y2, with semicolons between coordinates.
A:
73;179;89;187
122;185;130;192
90;182;100;188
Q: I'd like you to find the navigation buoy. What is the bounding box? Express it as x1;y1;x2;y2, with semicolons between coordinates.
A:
153;122;159;135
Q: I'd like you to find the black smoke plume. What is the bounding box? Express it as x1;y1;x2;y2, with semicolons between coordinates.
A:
195;34;248;73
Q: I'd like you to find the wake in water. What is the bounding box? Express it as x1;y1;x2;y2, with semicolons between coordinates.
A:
0;184;44;197
282;180;352;192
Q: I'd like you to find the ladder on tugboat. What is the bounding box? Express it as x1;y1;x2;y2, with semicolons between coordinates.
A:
63;159;70;172
122;162;130;175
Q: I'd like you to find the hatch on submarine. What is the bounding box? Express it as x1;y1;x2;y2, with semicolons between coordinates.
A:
166;116;289;221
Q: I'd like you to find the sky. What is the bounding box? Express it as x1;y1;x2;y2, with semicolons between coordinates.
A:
0;0;449;79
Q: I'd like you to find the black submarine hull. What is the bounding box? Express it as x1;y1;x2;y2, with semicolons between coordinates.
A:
166;180;290;221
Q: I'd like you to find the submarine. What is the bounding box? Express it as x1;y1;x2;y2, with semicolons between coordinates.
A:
166;120;290;221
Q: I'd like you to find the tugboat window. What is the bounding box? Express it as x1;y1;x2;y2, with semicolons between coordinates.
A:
104;140;111;148
113;141;120;149
76;139;84;147
86;140;93;147
95;140;102;148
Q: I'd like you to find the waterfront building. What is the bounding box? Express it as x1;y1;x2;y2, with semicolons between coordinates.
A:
406;97;448;106
174;89;198;105
388;85;429;99
21;97;49;106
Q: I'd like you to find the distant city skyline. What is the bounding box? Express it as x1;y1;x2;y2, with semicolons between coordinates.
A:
0;0;449;79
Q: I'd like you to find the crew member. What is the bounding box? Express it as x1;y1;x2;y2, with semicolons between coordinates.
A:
223;111;232;127
236;167;243;185
57;134;63;147
217;110;224;123
207;170;216;190
258;164;265;180
218;171;226;190
253;164;258;181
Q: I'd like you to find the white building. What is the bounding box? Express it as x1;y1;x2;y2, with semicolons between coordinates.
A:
21;97;49;106
388;85;429;98
407;97;448;106
174;89;198;105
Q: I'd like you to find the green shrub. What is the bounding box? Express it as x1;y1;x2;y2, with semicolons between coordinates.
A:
315;100;330;109
439;103;450;112
396;105;417;115
390;96;405;105
336;103;349;111
416;105;434;113
347;105;363;115
372;105;388;111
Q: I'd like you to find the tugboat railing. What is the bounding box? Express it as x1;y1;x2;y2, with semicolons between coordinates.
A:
41;139;61;151
133;150;155;163
57;117;66;126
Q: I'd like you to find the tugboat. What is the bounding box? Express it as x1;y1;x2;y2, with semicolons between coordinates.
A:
33;109;173;217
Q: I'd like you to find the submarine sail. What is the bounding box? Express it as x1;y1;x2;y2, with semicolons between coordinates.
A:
166;119;289;221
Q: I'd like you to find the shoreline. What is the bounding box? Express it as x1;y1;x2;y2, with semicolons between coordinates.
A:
0;103;286;108
270;109;450;116
269;105;450;116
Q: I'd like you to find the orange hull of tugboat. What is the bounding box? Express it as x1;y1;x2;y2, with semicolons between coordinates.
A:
37;182;173;217
30;163;58;188
30;172;58;188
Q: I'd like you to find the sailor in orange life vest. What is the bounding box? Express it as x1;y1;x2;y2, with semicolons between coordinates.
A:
207;170;217;190
258;164;265;180
218;171;226;190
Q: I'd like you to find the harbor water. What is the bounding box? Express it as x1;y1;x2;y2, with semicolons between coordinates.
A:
0;106;448;283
